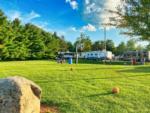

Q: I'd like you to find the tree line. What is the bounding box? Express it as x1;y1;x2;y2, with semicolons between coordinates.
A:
0;10;73;60
0;9;149;61
74;34;149;55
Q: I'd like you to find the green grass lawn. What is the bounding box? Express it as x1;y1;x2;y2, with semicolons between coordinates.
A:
0;61;149;113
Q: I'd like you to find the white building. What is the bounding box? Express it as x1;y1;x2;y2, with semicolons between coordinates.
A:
78;51;113;60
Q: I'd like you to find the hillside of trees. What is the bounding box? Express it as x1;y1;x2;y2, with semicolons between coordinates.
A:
0;9;149;61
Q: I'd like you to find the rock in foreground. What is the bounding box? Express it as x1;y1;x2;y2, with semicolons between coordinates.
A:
0;76;41;113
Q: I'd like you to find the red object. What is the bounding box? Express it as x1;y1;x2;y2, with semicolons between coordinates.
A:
133;58;136;65
131;58;136;65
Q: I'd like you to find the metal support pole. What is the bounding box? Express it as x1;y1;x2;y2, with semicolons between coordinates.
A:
104;27;107;63
104;27;107;51
76;45;78;64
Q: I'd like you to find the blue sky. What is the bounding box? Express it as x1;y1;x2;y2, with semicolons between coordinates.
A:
0;0;130;45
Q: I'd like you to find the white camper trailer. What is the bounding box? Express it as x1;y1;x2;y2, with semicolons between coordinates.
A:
123;51;150;61
78;51;113;60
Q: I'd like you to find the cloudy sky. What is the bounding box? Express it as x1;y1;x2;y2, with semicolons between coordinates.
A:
0;0;129;45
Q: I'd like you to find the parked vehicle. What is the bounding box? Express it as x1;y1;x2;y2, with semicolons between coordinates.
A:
78;51;113;60
123;51;150;61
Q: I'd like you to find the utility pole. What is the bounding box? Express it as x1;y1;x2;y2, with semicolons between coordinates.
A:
76;44;78;64
104;26;107;63
76;35;84;64
104;26;107;51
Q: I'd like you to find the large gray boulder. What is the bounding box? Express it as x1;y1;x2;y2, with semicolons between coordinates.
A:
0;76;41;113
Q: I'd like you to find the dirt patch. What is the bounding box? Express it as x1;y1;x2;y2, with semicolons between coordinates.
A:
41;104;59;113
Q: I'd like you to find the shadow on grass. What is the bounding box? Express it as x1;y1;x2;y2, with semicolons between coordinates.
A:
41;100;70;108
72;92;113;99
41;100;60;107
66;67;112;71
40;92;114;113
85;92;112;98
51;67;122;72
41;92;112;106
118;66;150;73
41;100;75;113
35;73;150;84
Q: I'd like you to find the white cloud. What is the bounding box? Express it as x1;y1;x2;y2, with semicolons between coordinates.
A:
100;0;123;26
83;0;123;29
136;41;149;46
68;24;97;32
85;0;90;4
6;10;40;23
32;21;49;29
57;31;66;36
66;0;78;10
69;27;77;32
6;10;21;21
81;24;97;32
25;11;40;22
84;2;101;14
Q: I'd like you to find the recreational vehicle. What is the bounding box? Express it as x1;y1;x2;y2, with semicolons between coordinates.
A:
78;51;113;60
123;51;150;61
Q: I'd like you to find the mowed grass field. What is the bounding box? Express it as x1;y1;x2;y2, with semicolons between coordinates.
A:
0;61;149;113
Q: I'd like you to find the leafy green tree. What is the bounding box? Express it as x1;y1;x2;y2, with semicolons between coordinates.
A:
146;43;150;50
0;9;71;60
136;44;144;51
92;40;115;53
0;10;7;25
106;40;115;53
46;32;61;58
126;39;136;51
92;41;105;51
40;30;53;59
0;10;14;60
59;35;68;52
67;42;74;52
75;33;92;52
110;0;150;41
10;18;29;60
115;42;127;55
24;23;45;59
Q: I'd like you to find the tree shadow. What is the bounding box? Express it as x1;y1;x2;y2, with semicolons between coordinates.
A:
118;66;150;73
51;66;120;72
35;73;150;84
41;100;75;113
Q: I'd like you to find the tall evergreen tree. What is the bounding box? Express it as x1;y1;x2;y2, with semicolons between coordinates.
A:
24;23;45;59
